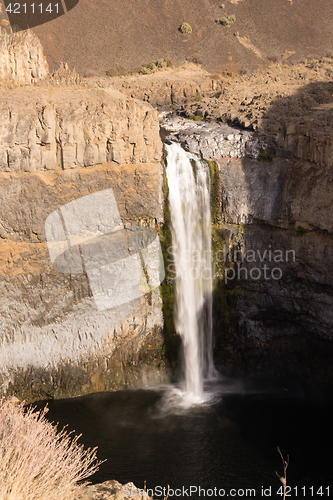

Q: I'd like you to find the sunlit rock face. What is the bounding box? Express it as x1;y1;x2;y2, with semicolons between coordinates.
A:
0;85;168;401
0;87;161;172
0;30;49;83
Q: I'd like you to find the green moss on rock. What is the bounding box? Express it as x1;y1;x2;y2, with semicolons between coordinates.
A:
159;147;182;378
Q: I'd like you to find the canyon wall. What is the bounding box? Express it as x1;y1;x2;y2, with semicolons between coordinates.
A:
213;156;333;382
1;29;332;395
0;85;168;402
164;116;333;382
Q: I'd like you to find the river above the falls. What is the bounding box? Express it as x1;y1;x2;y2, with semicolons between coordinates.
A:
34;378;333;497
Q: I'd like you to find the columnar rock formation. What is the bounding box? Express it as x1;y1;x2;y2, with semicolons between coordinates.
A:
0;30;49;83
0;87;161;172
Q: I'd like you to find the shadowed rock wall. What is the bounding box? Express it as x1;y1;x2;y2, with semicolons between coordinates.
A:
212;156;333;382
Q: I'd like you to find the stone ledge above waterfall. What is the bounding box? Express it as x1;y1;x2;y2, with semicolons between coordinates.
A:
161;114;290;160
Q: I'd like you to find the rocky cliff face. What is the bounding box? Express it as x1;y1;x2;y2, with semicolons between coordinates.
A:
0;84;167;401
155;62;333;168
0;30;48;83
164;115;333;382
159;69;333;383
213;156;333;382
0;86;160;173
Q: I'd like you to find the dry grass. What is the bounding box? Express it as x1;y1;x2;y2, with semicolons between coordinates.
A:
0;398;103;500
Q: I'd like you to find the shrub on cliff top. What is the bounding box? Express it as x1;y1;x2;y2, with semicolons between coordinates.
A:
105;66;126;77
135;58;173;75
0;398;103;500
222;70;236;78
216;15;236;26
180;22;192;34
157;58;167;69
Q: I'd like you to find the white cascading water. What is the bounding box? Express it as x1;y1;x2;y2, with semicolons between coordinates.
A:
165;142;215;399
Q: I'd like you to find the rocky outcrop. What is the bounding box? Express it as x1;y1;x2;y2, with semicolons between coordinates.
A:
162;115;275;160
108;64;223;109
74;481;152;500
0;30;48;83
155;61;333;168
0;85;167;401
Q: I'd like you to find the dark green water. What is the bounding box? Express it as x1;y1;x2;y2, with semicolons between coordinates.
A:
34;377;333;499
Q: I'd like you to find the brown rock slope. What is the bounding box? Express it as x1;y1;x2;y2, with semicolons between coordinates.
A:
23;0;333;75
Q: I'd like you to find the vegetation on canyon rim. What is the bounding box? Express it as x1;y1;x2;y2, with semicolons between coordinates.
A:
0;398;102;500
216;14;236;27
106;58;173;77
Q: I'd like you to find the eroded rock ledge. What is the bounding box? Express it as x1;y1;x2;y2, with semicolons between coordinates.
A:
161;114;276;160
75;481;152;500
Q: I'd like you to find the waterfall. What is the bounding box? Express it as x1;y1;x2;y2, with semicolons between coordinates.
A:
165;142;215;399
